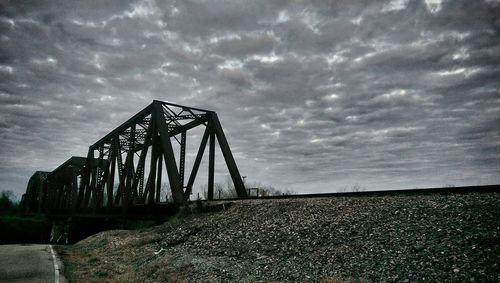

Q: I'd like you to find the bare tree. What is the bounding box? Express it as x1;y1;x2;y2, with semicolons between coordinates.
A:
244;181;295;197
351;184;366;192
161;182;173;202
338;184;366;193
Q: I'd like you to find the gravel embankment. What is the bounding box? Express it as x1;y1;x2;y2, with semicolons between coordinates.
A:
57;192;499;282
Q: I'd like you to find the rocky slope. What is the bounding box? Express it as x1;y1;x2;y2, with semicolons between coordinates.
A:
57;192;499;282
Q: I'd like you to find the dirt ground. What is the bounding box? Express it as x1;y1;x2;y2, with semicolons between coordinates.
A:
56;192;499;282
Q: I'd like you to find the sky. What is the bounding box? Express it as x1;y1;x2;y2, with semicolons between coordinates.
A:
1;0;499;198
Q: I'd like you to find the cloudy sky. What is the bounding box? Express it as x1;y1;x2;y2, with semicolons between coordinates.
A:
1;0;499;198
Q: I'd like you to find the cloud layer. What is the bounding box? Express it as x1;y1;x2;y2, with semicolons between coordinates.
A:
1;0;499;197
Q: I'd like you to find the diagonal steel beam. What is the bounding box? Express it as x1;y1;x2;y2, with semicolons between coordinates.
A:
210;112;248;198
153;102;185;204
168;116;208;137
91;104;153;150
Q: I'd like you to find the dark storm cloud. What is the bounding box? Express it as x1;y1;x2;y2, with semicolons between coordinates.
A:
1;0;499;197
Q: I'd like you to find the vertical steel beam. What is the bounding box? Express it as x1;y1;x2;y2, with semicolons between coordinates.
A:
53;179;61;210
95;148;112;210
179;131;186;189
92;146;105;211
38;180;46;214
84;150;96;208
146;120;158;205
145;152;158;205
184;126;209;200
208;122;215;200
153;102;185;204
132;121;153;203
124;126;136;207
63;179;69;209
77;156;88;210
123;141;135;215
156;156;162;203
40;182;48;213
71;171;78;214
107;144;116;210
59;183;66;209
45;180;52;213
63;182;70;209
210;113;248;198
114;137;124;205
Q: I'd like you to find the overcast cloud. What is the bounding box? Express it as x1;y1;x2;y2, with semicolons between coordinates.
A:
1;0;499;198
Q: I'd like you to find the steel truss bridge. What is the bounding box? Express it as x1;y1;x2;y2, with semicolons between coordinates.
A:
21;100;248;219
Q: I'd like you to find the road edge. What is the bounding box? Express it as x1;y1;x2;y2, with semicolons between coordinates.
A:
49;245;68;283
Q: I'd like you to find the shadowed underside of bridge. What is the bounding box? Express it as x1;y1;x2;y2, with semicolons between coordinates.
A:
22;100;248;219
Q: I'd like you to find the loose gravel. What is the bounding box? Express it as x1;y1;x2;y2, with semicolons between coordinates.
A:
57;192;499;282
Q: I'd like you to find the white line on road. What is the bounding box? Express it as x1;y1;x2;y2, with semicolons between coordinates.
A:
49;245;60;283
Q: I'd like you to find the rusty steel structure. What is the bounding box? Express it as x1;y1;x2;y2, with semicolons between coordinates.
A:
22;100;247;217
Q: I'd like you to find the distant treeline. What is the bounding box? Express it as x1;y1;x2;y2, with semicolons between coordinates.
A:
0;190;51;244
0;190;19;215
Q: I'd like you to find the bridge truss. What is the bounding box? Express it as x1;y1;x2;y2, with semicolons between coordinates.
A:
23;100;248;216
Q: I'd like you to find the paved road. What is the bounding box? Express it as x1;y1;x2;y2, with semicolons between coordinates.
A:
0;244;66;283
